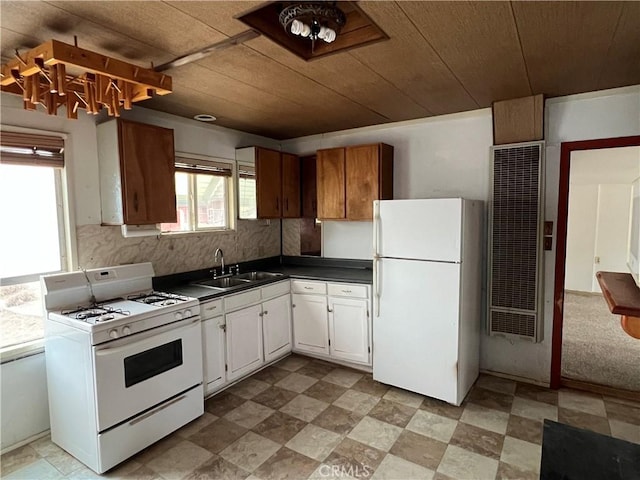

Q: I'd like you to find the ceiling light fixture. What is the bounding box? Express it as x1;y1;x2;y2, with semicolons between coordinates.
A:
193;114;217;122
278;3;346;44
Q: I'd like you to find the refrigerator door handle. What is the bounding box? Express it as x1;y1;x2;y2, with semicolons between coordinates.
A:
373;201;381;257
373;255;381;317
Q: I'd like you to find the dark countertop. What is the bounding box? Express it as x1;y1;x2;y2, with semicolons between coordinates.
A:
154;256;372;302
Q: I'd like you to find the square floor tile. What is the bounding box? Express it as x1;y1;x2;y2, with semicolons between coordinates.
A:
609;419;640;444
461;402;510;434
510;396;558;423
389;429;447;470
225;401;275;429
496;461;538;480
296;363;335;380
500;436;541;474
558;390;607;417
347;416;403;452
206;392;247;417
251;366;291;385
147;440;213;479
368;399;417;428
189;418;248;453
604;399;640;426
312;405;363;435
323;369;364;388
475;374;517;395
276;355;310;372
420;397;464;420
304;381;348;404
219;432;281;472
515;383;558;406
183;454;250;480
406;409;458;443
276;372;319;393
280;394;329;422
3;459;63;480
468;387;514;413
449;421;504;460
38;448;83;476
558;407;611;436
1;445;41;476
251;386;299;410
372;453;434;480
437;444;499;479
334;389;380;415
228;378;272;400
252;411;308;444
324;438;386;474
506;414;543;445
351;376;390;397
176;412;218;438
254;447;319;480
285;424;342;461
382;388;424;408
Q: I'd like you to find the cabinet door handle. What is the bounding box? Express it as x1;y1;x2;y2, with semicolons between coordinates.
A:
292;304;296;308
259;312;264;317
133;192;139;212
263;310;268;315
341;290;352;294
327;306;333;313
219;324;226;332
304;286;313;290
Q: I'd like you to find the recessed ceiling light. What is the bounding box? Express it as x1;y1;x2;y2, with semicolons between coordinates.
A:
194;114;217;122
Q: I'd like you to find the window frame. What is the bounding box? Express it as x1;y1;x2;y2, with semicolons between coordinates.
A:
161;152;236;235
0;126;76;360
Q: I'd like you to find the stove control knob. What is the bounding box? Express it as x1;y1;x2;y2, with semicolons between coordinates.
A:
175;311;183;321
122;326;131;335
185;309;192;318
109;329;118;339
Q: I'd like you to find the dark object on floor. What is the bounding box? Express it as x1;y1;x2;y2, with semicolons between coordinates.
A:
540;419;640;480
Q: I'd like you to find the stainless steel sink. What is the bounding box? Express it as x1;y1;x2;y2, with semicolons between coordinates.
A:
235;271;284;281
193;277;252;289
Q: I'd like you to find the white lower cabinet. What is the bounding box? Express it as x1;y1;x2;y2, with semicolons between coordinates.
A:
202;315;226;394
328;296;369;364
225;304;264;382
292;293;329;355
292;281;371;366
263;294;292;362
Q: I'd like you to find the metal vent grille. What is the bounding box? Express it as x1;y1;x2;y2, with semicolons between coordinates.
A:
488;142;544;341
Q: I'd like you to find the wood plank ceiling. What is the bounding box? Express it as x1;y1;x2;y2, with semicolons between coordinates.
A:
1;1;638;139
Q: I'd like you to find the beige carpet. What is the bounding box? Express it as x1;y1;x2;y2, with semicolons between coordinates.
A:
562;291;640;391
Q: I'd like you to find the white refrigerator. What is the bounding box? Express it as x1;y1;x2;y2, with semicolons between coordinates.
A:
372;198;483;406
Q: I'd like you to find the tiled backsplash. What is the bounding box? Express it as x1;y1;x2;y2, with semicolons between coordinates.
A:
76;220;281;276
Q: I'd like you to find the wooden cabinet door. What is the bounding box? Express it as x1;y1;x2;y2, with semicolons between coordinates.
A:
292;293;329;355
301;155;317;218
225;304;264;381
316;148;345;219
281;153;301;218
118;119;176;224
256;148;282;218
345;144;379;221
262;294;292;362
328;297;369;364
202;315;226;394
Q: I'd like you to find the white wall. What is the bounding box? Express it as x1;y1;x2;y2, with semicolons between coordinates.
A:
282;109;493;257
482;86;640;383
565;185;599;291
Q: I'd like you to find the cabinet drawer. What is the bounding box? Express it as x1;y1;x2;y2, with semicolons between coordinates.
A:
201;299;223;319
291;280;327;295
224;288;261;312
327;283;368;299
262;280;290;300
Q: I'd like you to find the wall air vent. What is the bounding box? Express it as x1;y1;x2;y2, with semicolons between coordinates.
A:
488;141;545;342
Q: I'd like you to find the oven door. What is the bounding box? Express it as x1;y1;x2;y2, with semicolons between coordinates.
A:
93;317;202;432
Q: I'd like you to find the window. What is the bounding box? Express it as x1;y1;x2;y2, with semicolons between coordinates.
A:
0;131;69;350
161;155;234;233
238;163;257;219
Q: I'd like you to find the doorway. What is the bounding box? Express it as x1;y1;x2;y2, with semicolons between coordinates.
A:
551;135;640;393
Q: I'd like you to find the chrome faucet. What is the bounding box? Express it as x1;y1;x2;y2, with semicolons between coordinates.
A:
214;248;225;276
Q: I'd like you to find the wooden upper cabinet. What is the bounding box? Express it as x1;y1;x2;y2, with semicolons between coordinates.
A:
281;153;301;218
256;148;282;218
317;143;393;221
237;146;301;219
317;147;346;219
301;155;317;218
98;119;176;225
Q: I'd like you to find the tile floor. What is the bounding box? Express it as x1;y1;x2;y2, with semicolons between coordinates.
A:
2;354;639;480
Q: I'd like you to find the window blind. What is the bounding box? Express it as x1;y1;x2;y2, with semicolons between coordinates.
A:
174;158;232;177
0;131;64;168
238;165;255;178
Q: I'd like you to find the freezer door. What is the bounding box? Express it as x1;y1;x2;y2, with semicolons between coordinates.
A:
373;258;461;404
374;198;463;262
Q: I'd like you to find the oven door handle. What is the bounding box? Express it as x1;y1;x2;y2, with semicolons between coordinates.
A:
94;317;200;355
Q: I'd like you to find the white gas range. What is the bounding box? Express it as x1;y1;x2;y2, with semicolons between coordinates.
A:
42;263;204;474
